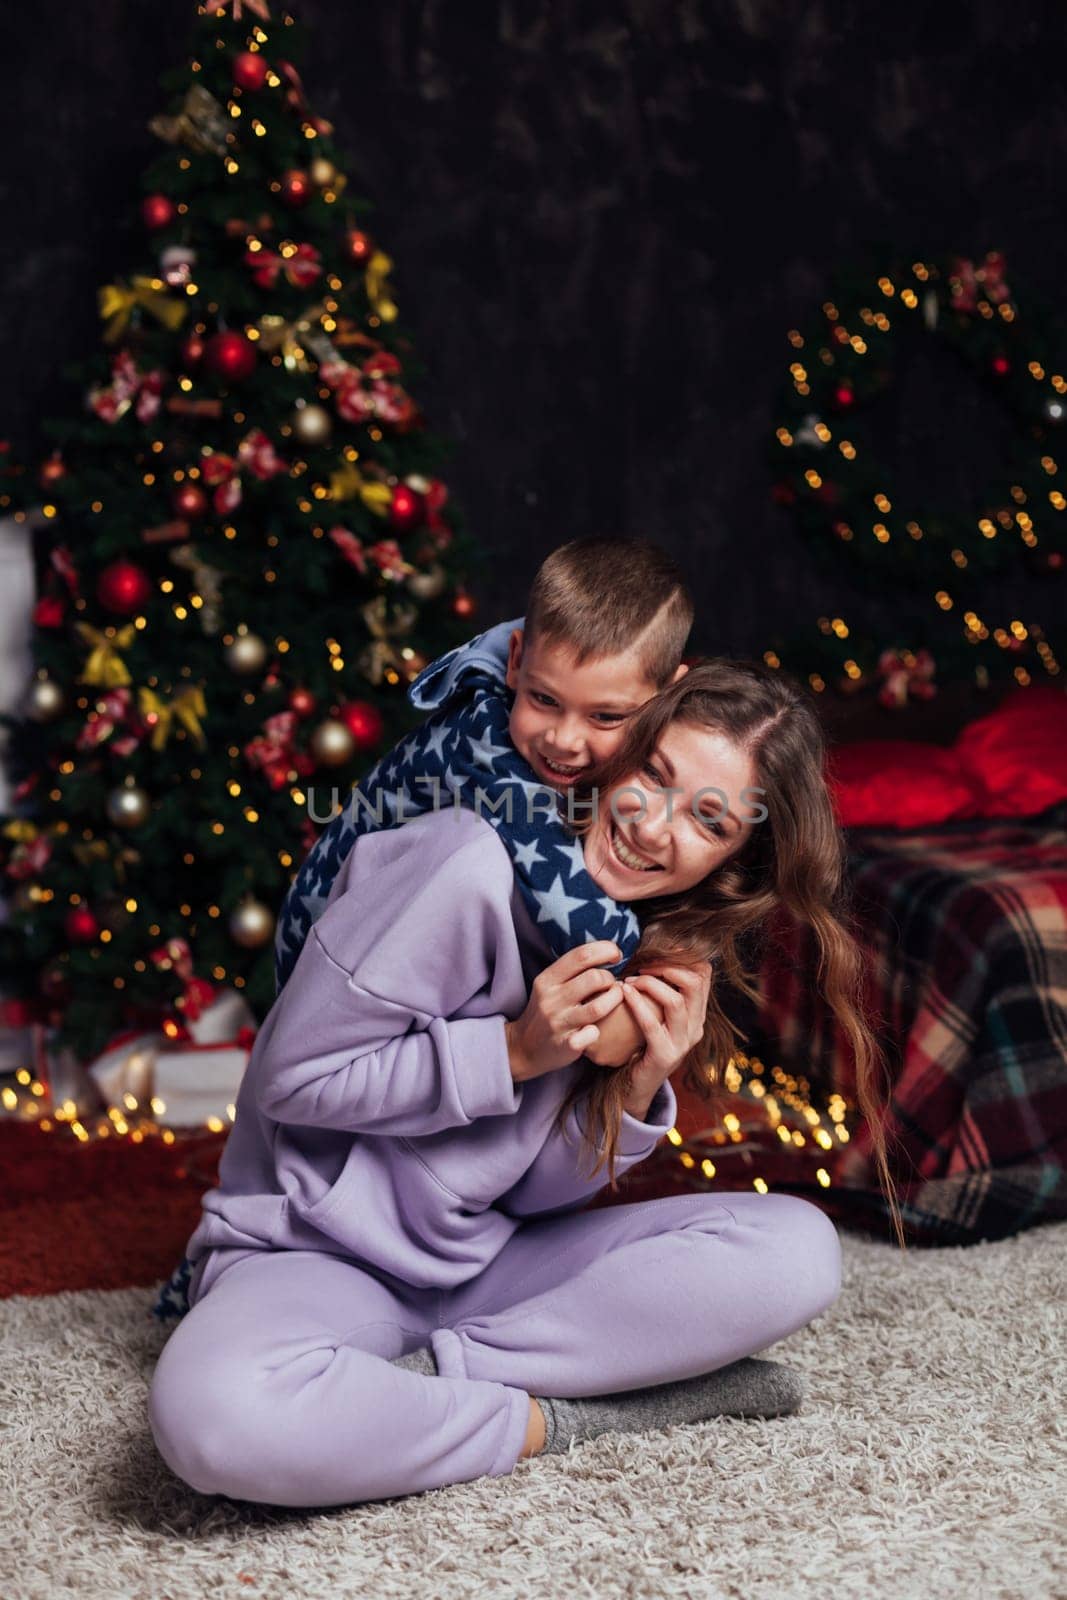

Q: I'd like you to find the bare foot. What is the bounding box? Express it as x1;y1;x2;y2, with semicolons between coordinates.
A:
519;1395;546;1458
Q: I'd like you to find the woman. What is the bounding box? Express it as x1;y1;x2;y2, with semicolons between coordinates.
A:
148;661;899;1508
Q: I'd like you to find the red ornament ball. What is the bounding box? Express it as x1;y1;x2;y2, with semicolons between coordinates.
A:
180;333;205;368
203;329;258;384
991;354;1011;376
452;591;477;620
344;228;374;264
389;483;424;530
33;595;65;629
232;50;269;91
142;193;176;231
338;700;385;751
173;483;208;520
97;559;152;615
65;906;99;945
279;169;311;208
288;686;317;719
0;997;36;1028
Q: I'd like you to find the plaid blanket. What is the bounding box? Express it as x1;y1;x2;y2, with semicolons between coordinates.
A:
689;806;1067;1244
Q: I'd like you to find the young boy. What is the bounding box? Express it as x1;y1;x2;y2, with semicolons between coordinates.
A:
273;536;693;993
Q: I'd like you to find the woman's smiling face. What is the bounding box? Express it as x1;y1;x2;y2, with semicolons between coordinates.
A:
581;720;760;901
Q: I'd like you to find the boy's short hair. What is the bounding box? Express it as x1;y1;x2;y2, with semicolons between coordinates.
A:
524;537;694;687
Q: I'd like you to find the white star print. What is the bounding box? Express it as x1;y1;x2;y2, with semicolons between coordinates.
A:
422;722;451;763
532;873;587;935
467;726;512;770
512;838;547;873
553;837;587;879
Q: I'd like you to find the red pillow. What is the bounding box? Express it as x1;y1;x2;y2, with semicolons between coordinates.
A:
954;685;1067;818
827;741;982;828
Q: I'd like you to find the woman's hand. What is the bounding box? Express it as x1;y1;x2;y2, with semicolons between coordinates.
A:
583;993;667;1067
505;940;625;1082
617;961;713;1120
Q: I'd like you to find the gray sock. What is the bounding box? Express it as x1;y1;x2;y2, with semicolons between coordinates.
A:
536;1357;804;1455
391;1345;437;1376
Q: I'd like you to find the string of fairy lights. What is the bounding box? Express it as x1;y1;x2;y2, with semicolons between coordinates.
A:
1;1043;856;1200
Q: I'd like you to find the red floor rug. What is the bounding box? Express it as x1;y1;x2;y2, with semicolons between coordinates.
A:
0;1121;227;1298
0;1114;878;1300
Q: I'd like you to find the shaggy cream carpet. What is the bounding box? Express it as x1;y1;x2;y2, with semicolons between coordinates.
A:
2;1221;1064;1600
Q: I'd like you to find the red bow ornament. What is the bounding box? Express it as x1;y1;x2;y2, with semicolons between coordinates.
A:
238;427;288;480
32;542;81;628
276;59;334;136
200;451;242;514
89;351;165;424
328;525;367;573
947;252;1011;314
3;826;53;882
877;647;937;709
149;936;216;1023
244;240;323;291
367;539;412;581
319;353;418;431
75;686;146;757
243;710;315;790
421;477;453;551
199;429;288;513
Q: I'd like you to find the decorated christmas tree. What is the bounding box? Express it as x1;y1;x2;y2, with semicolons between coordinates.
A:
766;252;1065;708
0;0;478;1102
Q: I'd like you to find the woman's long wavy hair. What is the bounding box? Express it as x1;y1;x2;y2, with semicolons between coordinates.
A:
555;658;906;1249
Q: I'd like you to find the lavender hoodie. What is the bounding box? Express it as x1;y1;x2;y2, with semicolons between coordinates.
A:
184;808;676;1302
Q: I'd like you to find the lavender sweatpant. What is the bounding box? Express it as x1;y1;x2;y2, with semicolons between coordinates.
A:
148;1190;841;1508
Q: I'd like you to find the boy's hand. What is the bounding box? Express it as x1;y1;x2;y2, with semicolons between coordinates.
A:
617;962;713;1119
505;942;624;1082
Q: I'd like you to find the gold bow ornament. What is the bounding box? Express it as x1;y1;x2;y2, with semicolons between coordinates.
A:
76;623;138;688
328;458;393;516
254;301;333;372
364;251;398;323
149;84;230;158
137;685;208;751
358;595;417;685
98;276;188;344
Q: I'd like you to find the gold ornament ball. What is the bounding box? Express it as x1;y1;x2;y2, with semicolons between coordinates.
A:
229;897;275;950
407;564;447;601
309;156;338;188
290;402;333;447
106;783;151;829
225;632;269;675
27;676;66;721
309;718;355;766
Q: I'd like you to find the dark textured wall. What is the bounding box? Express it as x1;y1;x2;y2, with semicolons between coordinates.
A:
3;0;1065;674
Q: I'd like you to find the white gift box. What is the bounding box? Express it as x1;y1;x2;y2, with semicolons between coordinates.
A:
152;1042;249;1128
86;1030;159;1110
83;988;257;1129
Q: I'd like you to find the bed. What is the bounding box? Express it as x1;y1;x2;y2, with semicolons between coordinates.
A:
626;685;1067;1245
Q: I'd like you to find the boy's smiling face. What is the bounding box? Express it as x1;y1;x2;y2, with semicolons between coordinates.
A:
505;629;681;789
